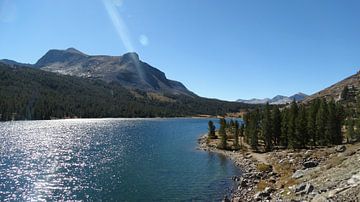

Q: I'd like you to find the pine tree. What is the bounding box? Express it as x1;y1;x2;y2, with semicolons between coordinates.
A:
295;105;308;148
262;103;273;151
218;118;228;149
316;99;328;146
243;113;251;144
326;99;339;145
280;109;289;148
346;119;355;143
272;106;281;145
288;100;299;148
233;120;240;149
307;99;320;146
240;123;245;148
208;120;216;139
341;86;349;100
335;103;344;144
355;118;360;141
250;109;260;150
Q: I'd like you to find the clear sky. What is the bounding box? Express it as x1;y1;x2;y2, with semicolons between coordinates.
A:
1;0;360;101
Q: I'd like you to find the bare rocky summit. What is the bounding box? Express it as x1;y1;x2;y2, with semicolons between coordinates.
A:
2;48;195;96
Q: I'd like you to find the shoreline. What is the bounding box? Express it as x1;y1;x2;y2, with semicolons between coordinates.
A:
198;134;360;202
197;134;263;201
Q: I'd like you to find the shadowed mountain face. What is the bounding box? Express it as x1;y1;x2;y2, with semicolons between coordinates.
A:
33;48;194;96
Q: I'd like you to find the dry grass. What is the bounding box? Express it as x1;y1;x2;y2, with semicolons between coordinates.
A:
324;155;346;170
257;163;272;172
257;180;270;191
147;92;176;103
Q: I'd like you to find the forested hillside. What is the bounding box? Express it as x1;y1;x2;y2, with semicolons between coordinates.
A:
0;63;252;121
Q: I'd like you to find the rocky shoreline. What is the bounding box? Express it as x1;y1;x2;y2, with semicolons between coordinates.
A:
198;135;270;201
198;134;360;202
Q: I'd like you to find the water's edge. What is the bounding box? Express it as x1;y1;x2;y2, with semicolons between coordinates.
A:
197;134;258;201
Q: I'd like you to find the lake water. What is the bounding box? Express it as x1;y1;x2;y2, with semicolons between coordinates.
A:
0;118;240;201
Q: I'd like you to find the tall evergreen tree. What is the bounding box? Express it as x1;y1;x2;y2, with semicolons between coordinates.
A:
334;103;344;144
341;86;349;100
316;99;328;146
346;119;355;143
307;99;320;146
233;120;240;149
262;103;273;151
243;113;251;144
280;109;289;148
295;105;308;148
240;123;245;148
272;106;282;145
288;100;299;148
326;99;338;145
208;120;216;139
250;109;260;150
218;118;228;149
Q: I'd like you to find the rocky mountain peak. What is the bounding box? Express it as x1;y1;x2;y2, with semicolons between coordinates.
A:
30;48;195;96
65;48;86;55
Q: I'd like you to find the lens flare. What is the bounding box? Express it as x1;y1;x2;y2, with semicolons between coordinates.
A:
102;0;147;83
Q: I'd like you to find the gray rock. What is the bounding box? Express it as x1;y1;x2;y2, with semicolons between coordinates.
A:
335;145;346;152
295;182;314;195
240;178;248;187
254;191;270;201
232;176;241;181
264;186;275;194
222;195;230;202
269;176;277;183
292;170;305;179
303;160;319;169
311;194;328;202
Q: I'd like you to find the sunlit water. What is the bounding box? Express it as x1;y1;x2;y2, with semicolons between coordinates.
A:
0;118;240;201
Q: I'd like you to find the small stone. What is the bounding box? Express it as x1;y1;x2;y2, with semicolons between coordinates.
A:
303;160;319;169
335;145;346;152
295;183;314;195
222;195;230;202
311;194;327;202
292;170;305;179
269;176;276;184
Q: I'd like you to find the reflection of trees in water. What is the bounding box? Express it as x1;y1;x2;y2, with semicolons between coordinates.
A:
218;153;228;168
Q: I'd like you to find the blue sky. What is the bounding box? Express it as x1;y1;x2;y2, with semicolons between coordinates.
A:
1;0;360;101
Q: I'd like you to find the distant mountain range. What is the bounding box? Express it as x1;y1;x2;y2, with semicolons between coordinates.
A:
236;93;308;105
1;48;194;96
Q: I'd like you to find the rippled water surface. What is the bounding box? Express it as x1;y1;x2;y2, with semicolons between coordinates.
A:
0;118;240;201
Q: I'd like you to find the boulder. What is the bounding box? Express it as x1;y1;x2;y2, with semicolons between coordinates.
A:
347;172;360;185
303;160;319;169
335;145;346;153
292;170;305;179
239;178;248;187
295;182;314;195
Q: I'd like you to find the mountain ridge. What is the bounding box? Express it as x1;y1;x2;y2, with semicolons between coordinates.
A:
2;48;195;97
303;71;360;103
237;92;308;105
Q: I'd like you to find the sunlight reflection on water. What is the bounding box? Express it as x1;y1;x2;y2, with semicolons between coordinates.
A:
0;118;239;201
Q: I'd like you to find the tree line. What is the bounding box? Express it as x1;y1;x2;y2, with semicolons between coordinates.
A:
0;63;255;121
243;99;345;151
208;86;360;152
